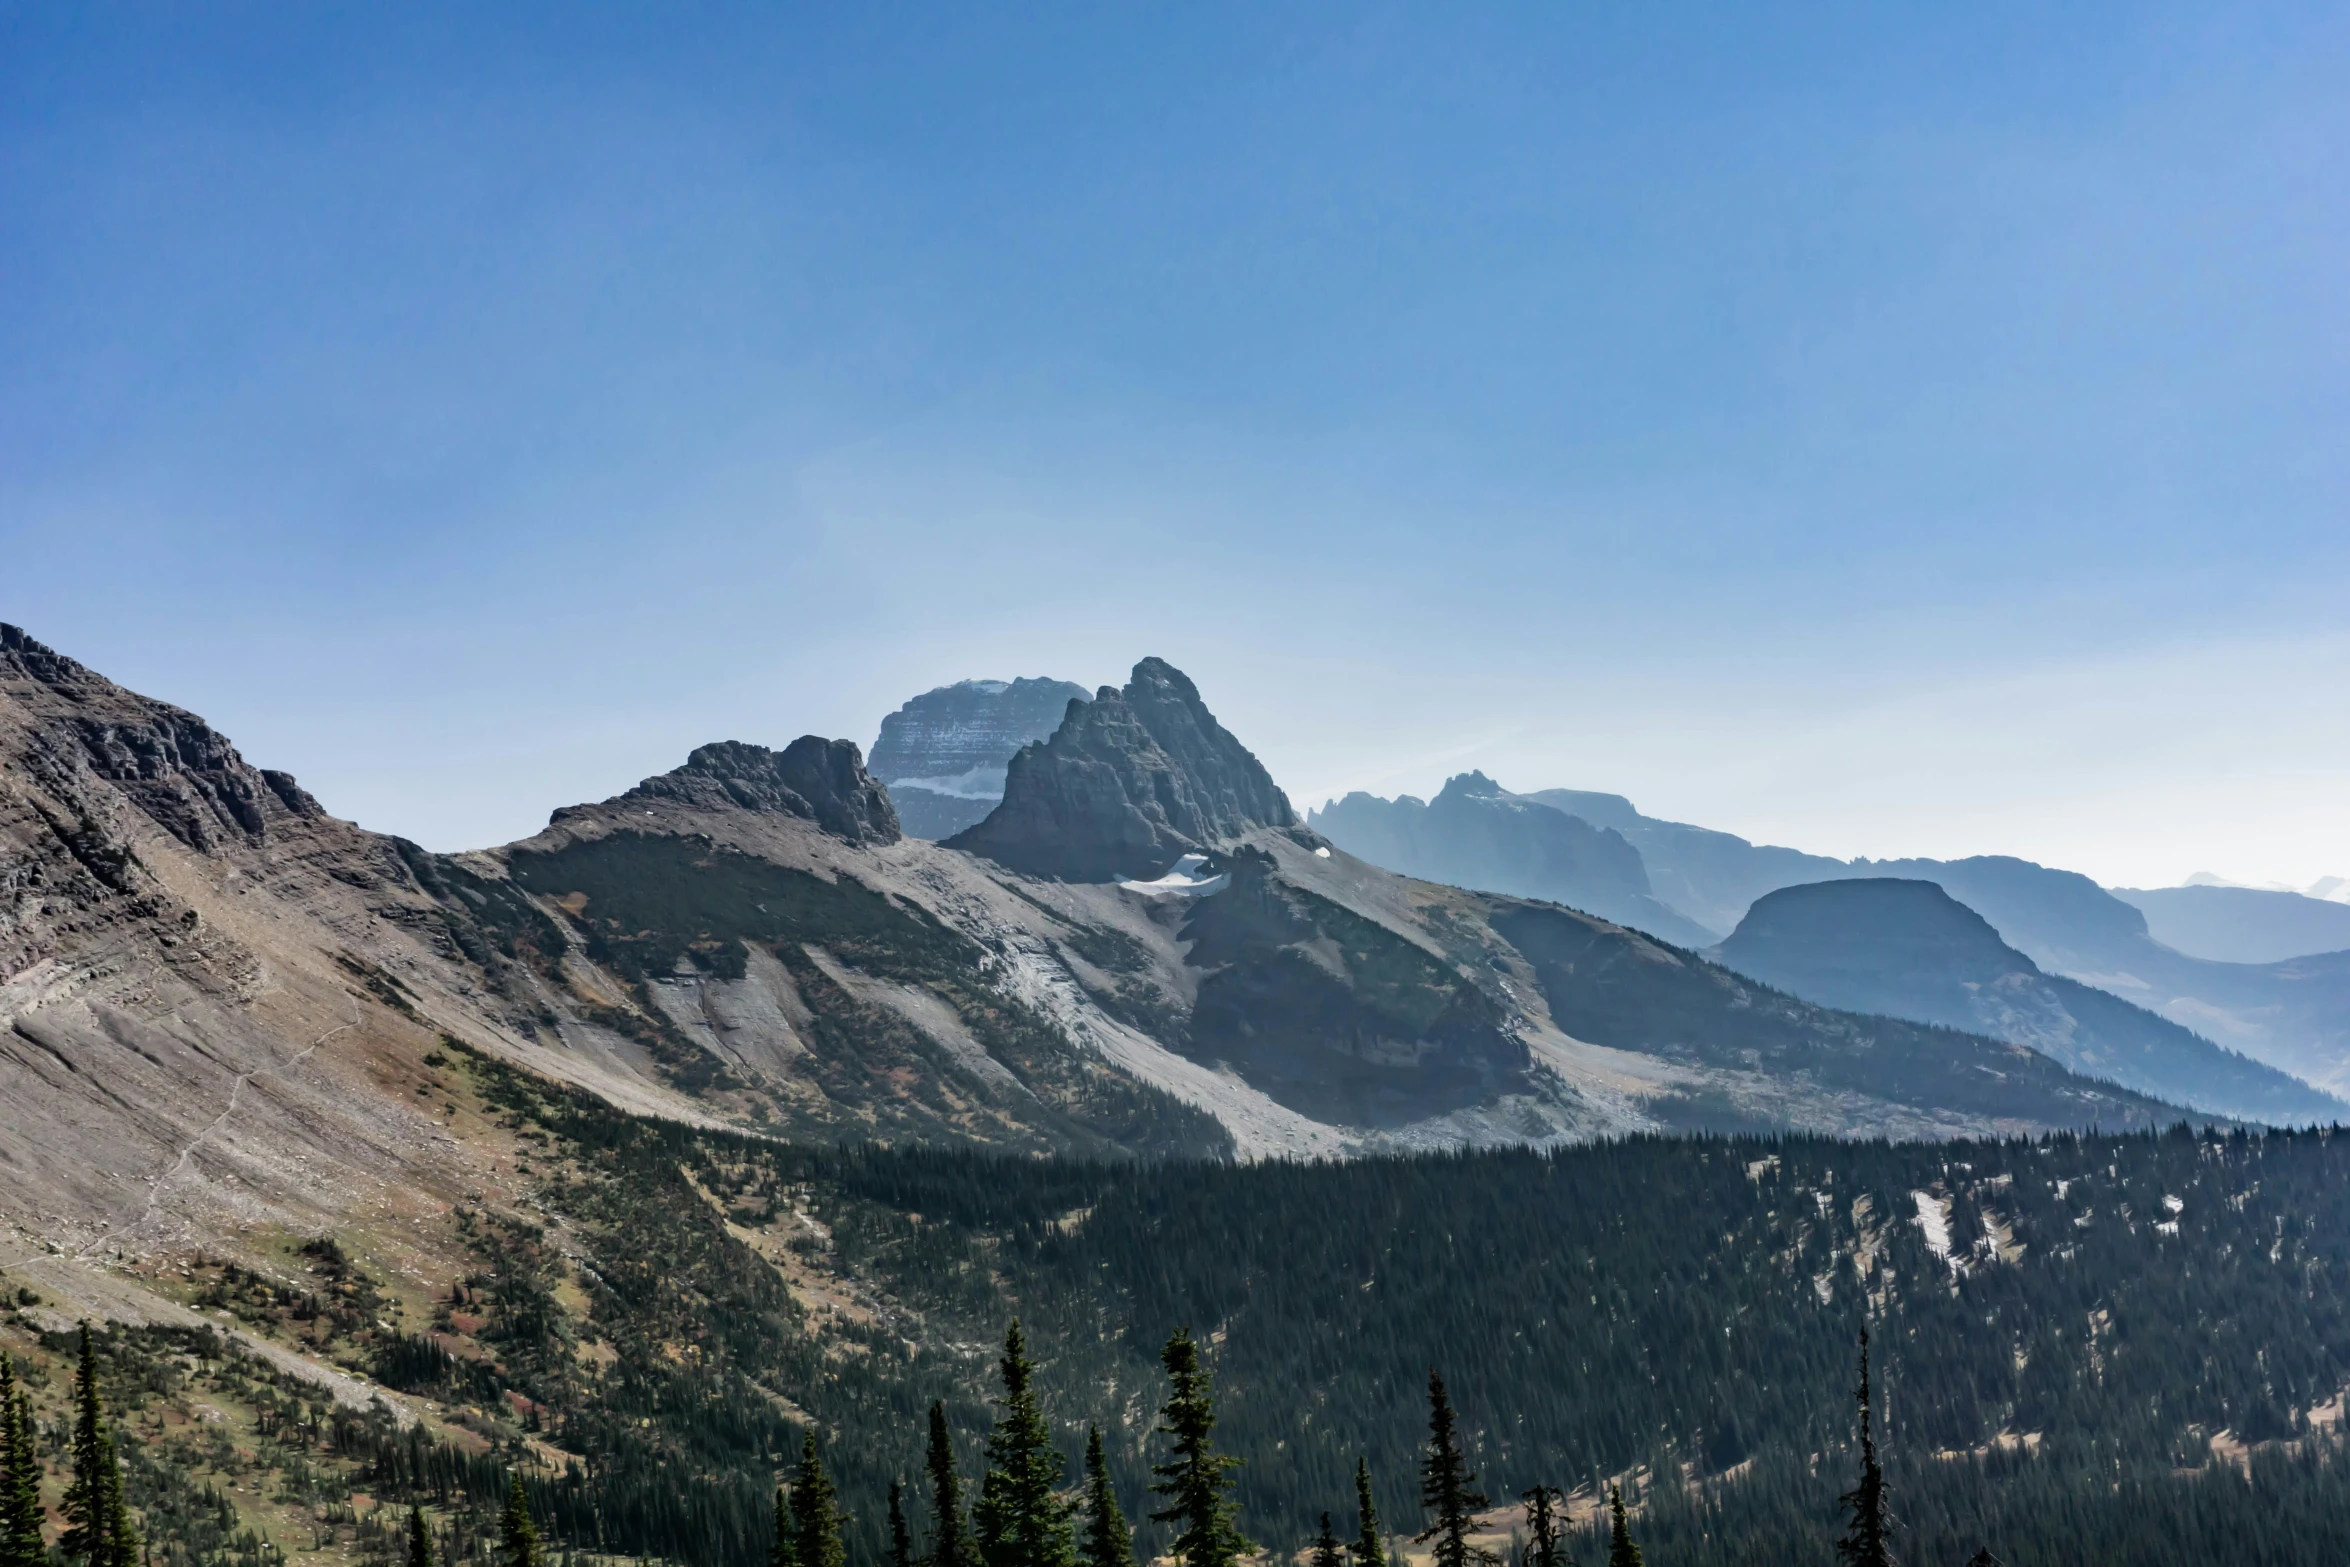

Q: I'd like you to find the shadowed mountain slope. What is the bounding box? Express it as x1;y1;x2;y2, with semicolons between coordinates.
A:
1519;785;2350;1093
1713;878;2343;1125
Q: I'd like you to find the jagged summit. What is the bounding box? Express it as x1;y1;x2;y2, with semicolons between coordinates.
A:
562;736;901;845
946;656;1295;880
1;621;326;854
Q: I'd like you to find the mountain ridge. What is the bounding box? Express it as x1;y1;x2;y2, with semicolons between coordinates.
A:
1713;878;2344;1124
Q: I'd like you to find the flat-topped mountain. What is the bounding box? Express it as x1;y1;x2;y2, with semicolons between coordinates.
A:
947;656;1297;880
1714;878;2343;1125
867;676;1088;838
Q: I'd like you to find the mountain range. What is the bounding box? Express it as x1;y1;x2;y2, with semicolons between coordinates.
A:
1;624;2204;1277
7;623;2347;1567
1313;774;2350;1095
1712;878;2340;1124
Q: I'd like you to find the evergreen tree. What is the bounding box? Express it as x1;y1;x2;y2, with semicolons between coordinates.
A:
793;1434;845;1567
498;1473;542;1567
976;1322;1074;1567
62;1323;129;1567
1413;1372;1489;1567
1148;1329;1251;1567
925;1403;973;1567
2;1357;46;1567
1603;1487;1640;1567
1520;1487;1564;1567
771;1486;799;1567
407;1506;437;1567
1836;1329;1894;1567
890;1481;915;1567
1311;1514;1344;1567
1080;1427;1133;1567
1349;1459;1383;1567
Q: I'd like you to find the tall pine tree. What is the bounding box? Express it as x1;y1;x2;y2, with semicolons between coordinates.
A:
889;1481;915;1567
1414;1372;1488;1567
1603;1487;1641;1567
1836;1328;1894;1567
976;1321;1074;1567
61;1323;134;1567
406;1506;436;1567
793;1434;846;1567
925;1403;973;1567
1520;1487;1564;1567
1148;1330;1251;1567
1349;1459;1382;1567
497;1475;541;1567
1079;1427;1132;1567
2;1356;45;1567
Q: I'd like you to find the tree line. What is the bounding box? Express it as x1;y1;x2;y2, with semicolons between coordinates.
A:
725;1318;1925;1567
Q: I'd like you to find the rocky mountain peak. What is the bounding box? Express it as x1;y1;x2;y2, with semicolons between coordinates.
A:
1434;770;1507;803
2;622;325;855
867;675;1089;839
583;736;902;846
945;656;1294;880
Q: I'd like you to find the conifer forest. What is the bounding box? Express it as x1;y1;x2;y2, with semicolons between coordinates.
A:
12;1045;2350;1567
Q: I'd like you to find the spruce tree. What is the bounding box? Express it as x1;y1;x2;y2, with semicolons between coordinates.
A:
2;1358;45;1567
1413;1372;1488;1567
1603;1487;1640;1567
925;1403;973;1567
1148;1329;1250;1567
1310;1514;1343;1567
792;1434;845;1567
771;1486;799;1567
498;1474;542;1567
1348;1459;1382;1567
1836;1329;1894;1567
1520;1487;1564;1567
62;1323;127;1567
976;1322;1074;1567
890;1481;915;1567
407;1507;437;1567
1079;1427;1132;1567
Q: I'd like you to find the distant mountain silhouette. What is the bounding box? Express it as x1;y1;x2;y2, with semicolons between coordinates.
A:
1715;879;2344;1125
1311;775;1719;948
2112;883;2350;965
1513;785;2350;1095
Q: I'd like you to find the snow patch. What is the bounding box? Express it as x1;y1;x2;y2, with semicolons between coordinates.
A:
1118;854;1231;899
1913;1190;1955;1260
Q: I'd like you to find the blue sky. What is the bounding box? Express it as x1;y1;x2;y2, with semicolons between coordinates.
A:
4;4;2346;887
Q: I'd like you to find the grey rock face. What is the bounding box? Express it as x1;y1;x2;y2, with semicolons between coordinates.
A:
946;657;1295;880
2;622;325;854
589;737;901;846
868;677;1089;839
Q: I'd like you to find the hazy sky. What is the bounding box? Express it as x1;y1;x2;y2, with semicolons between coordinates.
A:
5;5;2346;888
